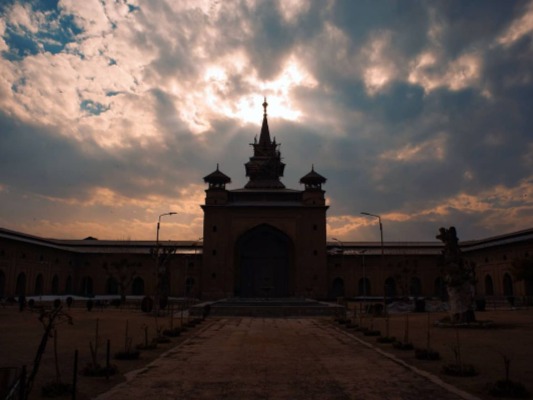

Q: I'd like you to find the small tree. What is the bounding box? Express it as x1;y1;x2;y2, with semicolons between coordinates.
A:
150;245;177;312
394;255;418;299
103;259;137;304
26;306;73;398
436;227;477;323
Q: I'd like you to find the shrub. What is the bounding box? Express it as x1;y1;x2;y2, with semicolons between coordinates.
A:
163;327;181;337
41;382;72;397
376;336;396;344
393;341;414;350
442;363;478;377
82;364;118;377
115;350;140;360
489;380;530;398
415;348;440;360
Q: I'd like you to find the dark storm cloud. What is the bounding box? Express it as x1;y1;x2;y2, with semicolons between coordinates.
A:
1;0;532;240
331;0;429;54
0;108;211;201
0;111;104;198
430;2;523;58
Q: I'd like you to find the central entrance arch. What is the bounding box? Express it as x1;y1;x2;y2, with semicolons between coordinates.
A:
235;224;292;298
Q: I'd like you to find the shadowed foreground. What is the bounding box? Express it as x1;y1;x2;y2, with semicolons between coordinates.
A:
96;318;470;400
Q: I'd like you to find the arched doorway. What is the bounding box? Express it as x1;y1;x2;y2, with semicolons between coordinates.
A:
385;277;396;299
358;277;371;297
409;277;422;297
330;277;345;299
503;273;513;296
235;224;292;298
34;274;44;296
81;276;93;296
106;277;119;295
434;277;448;300
16;273;26;296
485;275;494;295
65;276;73;294
186;277;195;295
51;275;59;295
131;277;144;295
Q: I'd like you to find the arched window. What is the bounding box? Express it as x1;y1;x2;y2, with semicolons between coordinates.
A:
0;270;5;297
409;277;422;297
358;278;371;296
484;275;494;296
329;277;345;298
81;276;93;296
503;273;513;296
385;277;396;299
131;277;144;295
434;277;448;300
34;274;44;296
51;275;59;295
16;273;26;296
106;277;119;295
65;276;73;294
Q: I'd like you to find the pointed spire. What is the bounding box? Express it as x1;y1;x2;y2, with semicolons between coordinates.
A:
262;97;268;116
259;97;271;146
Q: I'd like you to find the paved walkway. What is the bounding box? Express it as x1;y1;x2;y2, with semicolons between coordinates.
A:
96;318;473;400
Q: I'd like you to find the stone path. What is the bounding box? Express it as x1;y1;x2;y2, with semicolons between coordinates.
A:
96;318;472;400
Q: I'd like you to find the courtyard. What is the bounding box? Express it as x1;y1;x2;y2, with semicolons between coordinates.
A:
1;303;532;399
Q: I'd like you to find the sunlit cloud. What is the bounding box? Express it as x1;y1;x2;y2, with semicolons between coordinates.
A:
408;51;482;93
196;55;316;129
498;1;533;45
327;215;366;240
361;31;397;95
380;133;447;163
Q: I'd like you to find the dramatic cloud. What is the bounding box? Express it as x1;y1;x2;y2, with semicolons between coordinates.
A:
1;0;532;242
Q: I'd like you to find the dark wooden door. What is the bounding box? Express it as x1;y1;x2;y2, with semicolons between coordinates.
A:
237;225;290;298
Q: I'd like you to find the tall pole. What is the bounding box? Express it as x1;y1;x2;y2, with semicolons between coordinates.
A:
155;212;176;313
361;212;385;312
332;238;344;298
358;249;367;315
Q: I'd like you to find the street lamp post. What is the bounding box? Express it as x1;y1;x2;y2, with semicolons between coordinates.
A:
332;237;345;294
155;212;177;313
361;212;385;313
358;249;367;299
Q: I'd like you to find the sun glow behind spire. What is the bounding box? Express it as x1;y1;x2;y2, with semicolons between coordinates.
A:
201;56;316;126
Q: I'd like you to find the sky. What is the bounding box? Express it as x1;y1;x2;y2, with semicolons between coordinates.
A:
0;0;532;243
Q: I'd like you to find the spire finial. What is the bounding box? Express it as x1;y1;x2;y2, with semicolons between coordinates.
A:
216;163;219;171
262;97;268;116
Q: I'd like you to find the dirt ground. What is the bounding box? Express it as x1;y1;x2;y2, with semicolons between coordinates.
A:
0;302;195;400
96;318;467;400
344;305;533;399
1;302;532;400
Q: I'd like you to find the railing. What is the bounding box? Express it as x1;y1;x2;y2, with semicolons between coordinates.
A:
484;295;533;309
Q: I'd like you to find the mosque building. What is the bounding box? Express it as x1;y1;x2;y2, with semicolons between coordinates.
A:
0;102;532;305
